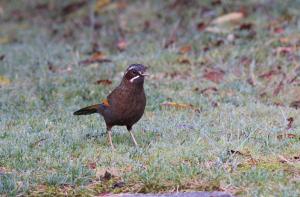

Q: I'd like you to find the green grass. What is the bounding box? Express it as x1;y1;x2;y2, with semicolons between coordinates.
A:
1;0;300;196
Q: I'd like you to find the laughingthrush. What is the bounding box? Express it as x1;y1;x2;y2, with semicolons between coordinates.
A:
74;64;148;149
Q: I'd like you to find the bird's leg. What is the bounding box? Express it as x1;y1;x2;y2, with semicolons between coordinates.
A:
127;125;138;147
107;126;115;150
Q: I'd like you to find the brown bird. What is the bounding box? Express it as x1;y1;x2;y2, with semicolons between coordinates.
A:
73;64;148;149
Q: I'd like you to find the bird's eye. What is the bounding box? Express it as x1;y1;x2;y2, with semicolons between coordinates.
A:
132;70;139;75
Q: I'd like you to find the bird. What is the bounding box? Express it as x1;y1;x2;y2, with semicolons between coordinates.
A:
73;64;148;149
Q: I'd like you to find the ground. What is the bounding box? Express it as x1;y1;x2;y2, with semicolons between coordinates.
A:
1;0;300;196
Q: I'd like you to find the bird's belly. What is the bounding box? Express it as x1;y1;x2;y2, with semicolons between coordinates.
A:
110;99;145;126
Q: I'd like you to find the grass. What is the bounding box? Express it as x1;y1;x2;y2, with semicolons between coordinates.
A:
1;0;300;196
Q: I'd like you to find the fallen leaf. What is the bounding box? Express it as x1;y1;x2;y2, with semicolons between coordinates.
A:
273;27;284;34
203;68;225;83
88;162;97;169
279;155;300;164
0;167;11;174
160;101;195;110
198;87;218;96
279;37;289;44
290;100;300;109
179;45;192;54
211;101;219;107
287;117;294;129
276;47;295;55
259;69;281;80
277;133;298;140
0;54;5;61
211;12;245;25
211;0;222;6
79;51;112;66
95;0;111;12
29;138;46;148
177;56;191;64
117;39;127;51
239;23;253;31
228;150;245;156
273;80;284;96
48;62;72;73
196;22;207;32
95;79;112;85
0;36;15;44
112;181;125;189
0;5;3;16
0;76;10;86
101;169;119;181
90;51;106;61
273;101;284;107
62;0;86;16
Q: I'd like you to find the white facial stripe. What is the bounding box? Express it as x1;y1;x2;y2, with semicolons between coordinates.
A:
128;66;137;71
130;75;140;82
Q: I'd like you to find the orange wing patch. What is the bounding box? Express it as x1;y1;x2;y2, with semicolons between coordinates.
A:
102;99;110;107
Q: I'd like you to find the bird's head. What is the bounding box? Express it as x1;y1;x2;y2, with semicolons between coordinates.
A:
123;64;148;85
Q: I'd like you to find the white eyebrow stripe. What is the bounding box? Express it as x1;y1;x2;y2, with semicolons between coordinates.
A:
128;66;137;71
130;75;140;82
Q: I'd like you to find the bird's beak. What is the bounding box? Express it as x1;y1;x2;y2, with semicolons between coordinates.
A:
139;71;149;76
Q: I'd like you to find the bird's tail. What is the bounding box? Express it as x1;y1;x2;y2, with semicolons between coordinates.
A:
73;104;100;115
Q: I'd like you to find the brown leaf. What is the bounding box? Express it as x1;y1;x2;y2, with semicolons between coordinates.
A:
0;54;5;61
48;62;72;73
95;0;111;12
211;101;219;108
79;51;112;66
100;168;120;181
203;68;225;83
287;117;294;129
0;36;16;44
273;80;284;96
228;150;245;156
95;79;112;85
259;69;281;80
103;171;112;180
290;100;300;109
199;87;218;96
273;101;284;107
160;101;195;110
211;0;222;6
279;155;300;164
29;138;46;148
277;133;298;140
62;0;86;16
0;5;3;16
211;12;245;25
179;45;192;54
0;75;10;86
276;47;295;55
0;167;11;174
177;56;191;64
239;23;253;31
117;39;127;51
197;22;207;32
273;27;285;34
88;162;96;169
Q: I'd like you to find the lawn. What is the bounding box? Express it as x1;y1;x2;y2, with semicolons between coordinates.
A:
1;0;300;196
